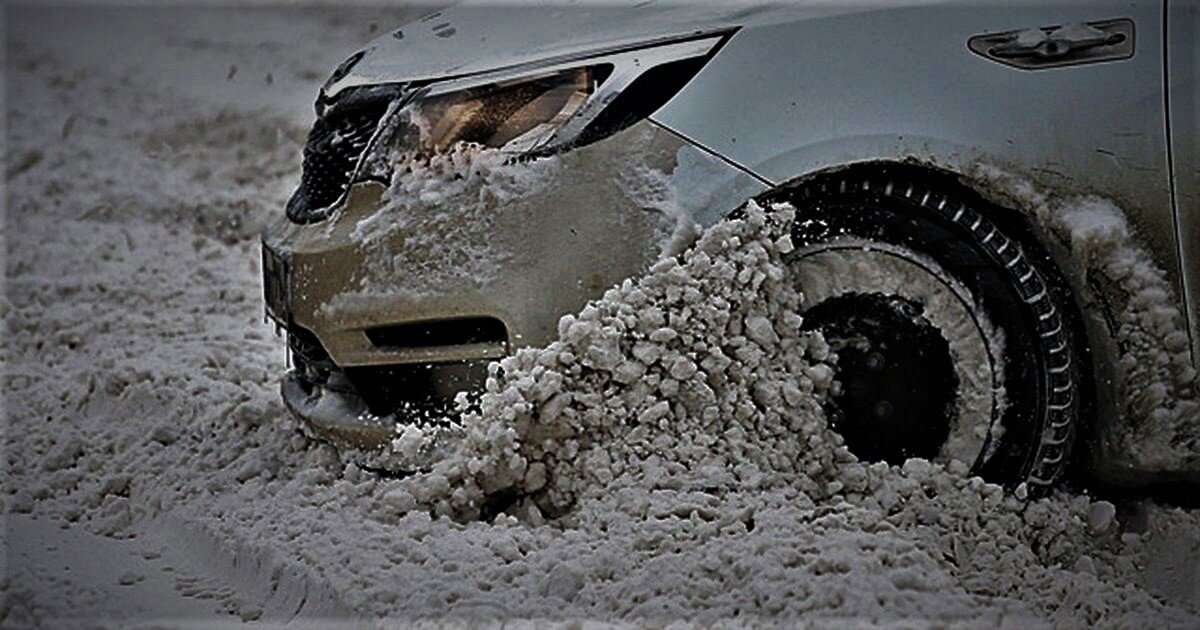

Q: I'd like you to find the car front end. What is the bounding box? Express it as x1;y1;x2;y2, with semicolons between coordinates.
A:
261;13;766;458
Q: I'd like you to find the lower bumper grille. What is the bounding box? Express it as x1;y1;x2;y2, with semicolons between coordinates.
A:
364;317;508;350
346;361;488;419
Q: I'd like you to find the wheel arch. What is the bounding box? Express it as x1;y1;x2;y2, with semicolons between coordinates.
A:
752;158;1113;485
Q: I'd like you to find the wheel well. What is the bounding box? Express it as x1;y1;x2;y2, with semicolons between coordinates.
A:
762;161;1039;243
759;159;1100;487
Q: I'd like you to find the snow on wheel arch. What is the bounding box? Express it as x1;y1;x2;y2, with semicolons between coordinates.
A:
972;165;1200;480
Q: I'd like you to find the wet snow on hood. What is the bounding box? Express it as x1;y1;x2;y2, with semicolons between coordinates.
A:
4;5;1200;629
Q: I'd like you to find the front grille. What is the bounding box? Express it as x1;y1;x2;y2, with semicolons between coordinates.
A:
286;102;389;223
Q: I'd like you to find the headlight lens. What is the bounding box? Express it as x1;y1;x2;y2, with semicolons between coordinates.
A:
418;67;597;154
288;32;729;223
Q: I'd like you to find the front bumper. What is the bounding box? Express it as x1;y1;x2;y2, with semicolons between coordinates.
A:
281;368;470;472
281;370;390;448
264;119;765;449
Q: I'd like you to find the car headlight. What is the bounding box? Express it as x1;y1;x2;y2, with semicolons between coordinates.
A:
410;67;594;155
287;32;731;224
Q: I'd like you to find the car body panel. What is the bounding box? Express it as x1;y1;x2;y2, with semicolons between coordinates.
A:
329;0;1191;361
327;2;1184;318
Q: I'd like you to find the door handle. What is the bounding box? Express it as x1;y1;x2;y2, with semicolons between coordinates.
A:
969;19;1135;70
990;24;1125;60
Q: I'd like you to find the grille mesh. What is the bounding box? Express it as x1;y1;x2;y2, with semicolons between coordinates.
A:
286;103;389;223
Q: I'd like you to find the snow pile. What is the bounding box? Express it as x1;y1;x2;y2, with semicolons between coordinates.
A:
390;202;841;520
321;204;1197;624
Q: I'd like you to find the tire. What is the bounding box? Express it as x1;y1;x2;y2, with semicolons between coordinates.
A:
761;166;1083;493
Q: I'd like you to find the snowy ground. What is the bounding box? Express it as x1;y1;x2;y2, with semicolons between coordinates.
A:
3;4;1199;629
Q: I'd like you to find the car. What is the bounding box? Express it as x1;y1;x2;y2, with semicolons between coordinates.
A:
262;0;1199;492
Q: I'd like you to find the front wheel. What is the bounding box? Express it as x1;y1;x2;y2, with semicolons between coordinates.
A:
763;168;1084;493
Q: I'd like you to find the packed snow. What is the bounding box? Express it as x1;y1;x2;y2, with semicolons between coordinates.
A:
786;239;1008;469
976;165;1200;475
3;5;1200;629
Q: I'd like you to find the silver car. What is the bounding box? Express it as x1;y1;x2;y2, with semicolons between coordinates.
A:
262;1;1199;492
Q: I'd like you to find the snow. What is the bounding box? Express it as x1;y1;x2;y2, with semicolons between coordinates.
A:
3;4;1200;629
347;143;564;293
322;115;681;322
975;165;1200;474
786;238;1008;468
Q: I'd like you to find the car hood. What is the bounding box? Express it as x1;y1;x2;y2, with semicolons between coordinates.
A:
323;1;879;99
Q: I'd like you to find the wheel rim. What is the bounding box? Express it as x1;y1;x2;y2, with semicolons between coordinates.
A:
803;292;957;463
787;240;1006;469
